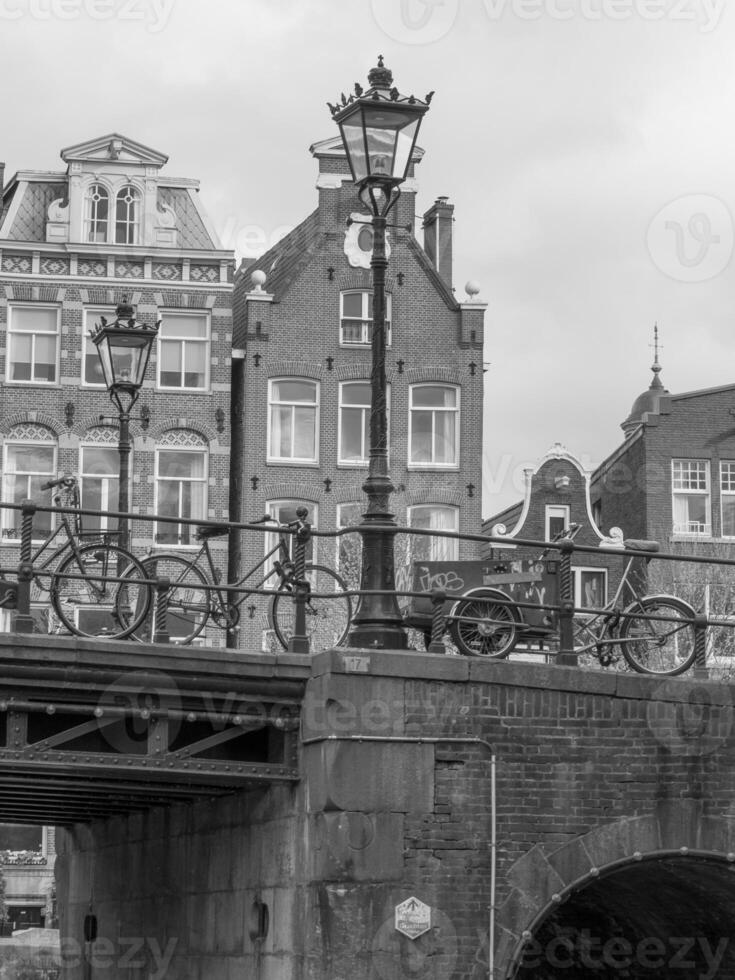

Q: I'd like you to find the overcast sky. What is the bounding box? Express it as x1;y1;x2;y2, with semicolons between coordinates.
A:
1;0;733;520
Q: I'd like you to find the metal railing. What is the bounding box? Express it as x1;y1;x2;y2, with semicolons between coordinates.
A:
0;495;732;672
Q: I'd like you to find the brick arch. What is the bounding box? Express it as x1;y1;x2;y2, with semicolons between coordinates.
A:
405;489;464;507
405;366;462;385
335;363;371;381
268;361;323;381
0;414;63;437
263;483;320;504
497;805;735;979
147;418;217;443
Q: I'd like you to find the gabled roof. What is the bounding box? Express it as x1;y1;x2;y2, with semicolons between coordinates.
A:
238;209;324;299
60;133;168;168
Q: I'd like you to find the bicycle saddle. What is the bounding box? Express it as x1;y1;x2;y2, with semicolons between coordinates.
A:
623;539;659;552
196;524;229;540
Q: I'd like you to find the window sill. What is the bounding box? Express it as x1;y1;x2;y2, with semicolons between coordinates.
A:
156;386;210;395
337;461;369;469
407;464;460;471
266;459;320;467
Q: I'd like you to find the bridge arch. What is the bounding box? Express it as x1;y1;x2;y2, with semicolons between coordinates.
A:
498;808;735;978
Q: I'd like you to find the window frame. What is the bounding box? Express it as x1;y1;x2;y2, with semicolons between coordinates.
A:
339;290;392;347
84;182;110;243
338;380;390;467
114;183;141;245
573;567;608;610
336;501;363;582
408;383;460;469
6;304;60;386
672;459;711;537
154;445;208;548
79;441;121;533
1;437;56;543
267;378;320;465
156;310;211;393
264;499;318;566
720;461;735;539
545;505;570;541
406;504;460;563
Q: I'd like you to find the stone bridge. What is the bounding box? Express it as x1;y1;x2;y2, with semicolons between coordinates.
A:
2;634;734;978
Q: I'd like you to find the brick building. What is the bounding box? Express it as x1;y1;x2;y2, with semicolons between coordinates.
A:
233;132;487;650
0;824;56;932
485;442;623;612
0;133;234;641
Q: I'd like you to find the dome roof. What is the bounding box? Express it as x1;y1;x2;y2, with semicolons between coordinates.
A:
622;329;667;435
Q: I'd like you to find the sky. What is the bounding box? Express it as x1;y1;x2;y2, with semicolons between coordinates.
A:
1;0;734;520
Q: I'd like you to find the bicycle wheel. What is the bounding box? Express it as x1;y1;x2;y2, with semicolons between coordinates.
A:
271;564;352;652
50;543;149;639
119;554;211;645
449;589;518;658
619;596;697;675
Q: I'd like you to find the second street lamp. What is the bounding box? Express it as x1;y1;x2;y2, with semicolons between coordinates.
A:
90;300;159;552
330;57;432;649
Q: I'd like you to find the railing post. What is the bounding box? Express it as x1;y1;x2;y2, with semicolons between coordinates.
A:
15;499;36;634
153;576;171;644
427;589;447;653
556;538;577;666
288;511;311;654
693;613;709;679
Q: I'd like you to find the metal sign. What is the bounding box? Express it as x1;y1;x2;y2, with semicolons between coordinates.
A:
394;897;431;940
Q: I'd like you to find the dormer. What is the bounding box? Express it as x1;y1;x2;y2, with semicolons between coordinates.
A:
46;133;179;248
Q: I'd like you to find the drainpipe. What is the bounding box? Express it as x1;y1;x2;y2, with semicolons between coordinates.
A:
301;733;497;978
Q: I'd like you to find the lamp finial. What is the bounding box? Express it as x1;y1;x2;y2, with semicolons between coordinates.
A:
368;56;393;90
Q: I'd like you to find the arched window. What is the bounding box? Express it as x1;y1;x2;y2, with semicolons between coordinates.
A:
154;430;208;546
115;184;140;244
85;183;109;243
407;504;459;562
80;427;120;533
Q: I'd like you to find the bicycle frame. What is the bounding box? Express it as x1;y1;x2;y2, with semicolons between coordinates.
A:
570;554;641;657
25;484;104;594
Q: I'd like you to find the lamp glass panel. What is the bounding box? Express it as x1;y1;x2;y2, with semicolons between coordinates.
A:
340;116;368;182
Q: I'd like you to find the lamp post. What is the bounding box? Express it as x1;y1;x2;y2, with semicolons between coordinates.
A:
90;300;158;552
330;57;432;649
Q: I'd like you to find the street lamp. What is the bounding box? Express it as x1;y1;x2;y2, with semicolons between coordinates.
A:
330;57;432;649
90;300;158;551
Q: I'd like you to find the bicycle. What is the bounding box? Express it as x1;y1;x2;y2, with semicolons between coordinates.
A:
3;475;149;639
451;524;699;675
116;508;353;650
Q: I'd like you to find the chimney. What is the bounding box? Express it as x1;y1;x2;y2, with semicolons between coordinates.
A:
0;161;5;199
423;196;454;289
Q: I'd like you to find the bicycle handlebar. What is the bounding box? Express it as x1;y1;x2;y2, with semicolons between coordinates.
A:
40;476;77;491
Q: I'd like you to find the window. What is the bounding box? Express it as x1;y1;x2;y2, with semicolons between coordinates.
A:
340;291;391;346
265;500;316;564
115;184;140;244
80;439;119;532
83;307;115;386
2;433;56;540
407;505;459;562
155;434;208;546
158;312;209;390
336;502;363;585
409;384;459;467
338;381;390;466
573;568;607;609
7;306;59;384
268;379;319;463
721;463;735;537
672;460;711;536
545;505;570;541
85;183;109;243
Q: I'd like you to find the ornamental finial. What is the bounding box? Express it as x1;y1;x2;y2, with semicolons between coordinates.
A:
368;55;393;90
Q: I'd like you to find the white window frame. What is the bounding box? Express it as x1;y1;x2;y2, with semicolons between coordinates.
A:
573;567;607;610
154;446;208;548
157;310;211;392
267;378;320;465
1;438;56;542
408;384;460;469
84;182;110;243
114;183;141;245
672;459;711;536
82;306;116;387
407;504;459;563
80;442;120;533
340;290;392;347
338;380;390;467
720;462;735;538
6;305;60;386
545;505;570;541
